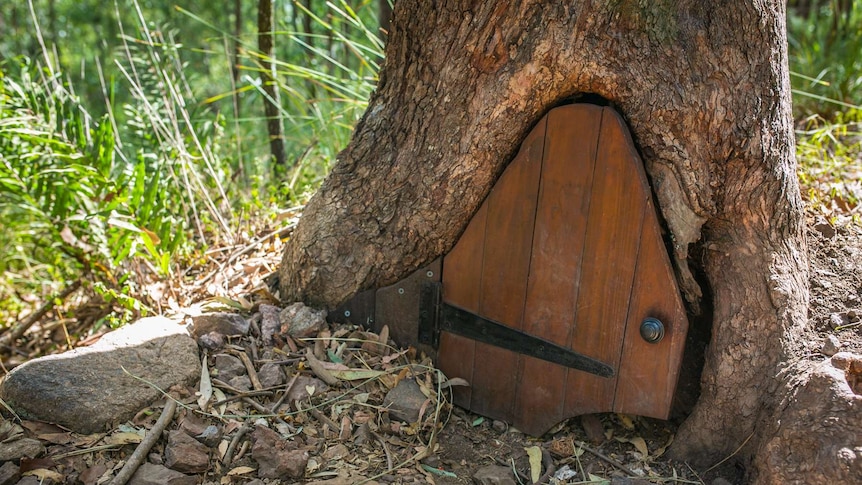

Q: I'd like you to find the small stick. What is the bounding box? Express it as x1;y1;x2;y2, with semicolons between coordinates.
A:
305;348;339;386
234;438;251;461
307;405;340;432
212;389;273;407
270;372;301;413
1;280;82;345
373;432;394;471
576;441;637;476
242;397;270;414
223;424;252;464
534;448;555;484
110;398;177;485
236;350;264;391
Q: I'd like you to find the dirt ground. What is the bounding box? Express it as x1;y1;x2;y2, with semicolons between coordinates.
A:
2;213;861;485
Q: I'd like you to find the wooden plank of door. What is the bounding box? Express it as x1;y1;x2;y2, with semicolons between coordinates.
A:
613;197;689;418
469;116;546;421
513;105;601;435
563;107;647;415
439;204;488;408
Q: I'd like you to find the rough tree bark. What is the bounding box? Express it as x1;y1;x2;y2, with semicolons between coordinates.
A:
279;1;861;481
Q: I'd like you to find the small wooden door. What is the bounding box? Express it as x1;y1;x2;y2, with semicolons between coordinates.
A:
437;104;688;436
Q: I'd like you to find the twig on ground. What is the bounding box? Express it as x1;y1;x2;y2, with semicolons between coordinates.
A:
211;389;273;407
531;448;555;484
109;397;177;485
305;403;340;431
223;423;252;464
373;431;395;471
235;349;263;391
197;225;295;287
270;371;300;413
1;280;82;346
577;441;638;476
305;347;339;386
242;396;270;414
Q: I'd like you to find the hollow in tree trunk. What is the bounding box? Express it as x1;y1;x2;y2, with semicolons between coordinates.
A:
278;1;862;482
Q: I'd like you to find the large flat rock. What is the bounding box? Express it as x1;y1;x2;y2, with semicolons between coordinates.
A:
0;316;200;434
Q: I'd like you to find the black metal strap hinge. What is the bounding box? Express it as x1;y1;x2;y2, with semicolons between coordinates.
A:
418;282;614;378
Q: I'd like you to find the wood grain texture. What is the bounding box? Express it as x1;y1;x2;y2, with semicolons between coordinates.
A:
437;104;688;435
513;105;600;435
562;107;647;417
614;197;689;418
438;204;488;408
468;115;545;421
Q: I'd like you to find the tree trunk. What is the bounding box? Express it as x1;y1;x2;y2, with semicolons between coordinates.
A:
257;0;286;169
278;1;857;481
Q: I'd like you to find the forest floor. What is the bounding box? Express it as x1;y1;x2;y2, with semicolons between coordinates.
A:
1;208;861;485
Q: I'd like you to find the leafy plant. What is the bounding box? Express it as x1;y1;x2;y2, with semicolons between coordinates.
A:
788;0;862;119
0;58;160;322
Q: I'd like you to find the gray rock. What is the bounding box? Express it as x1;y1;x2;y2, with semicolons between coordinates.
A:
195;425;222;448
228;375;252;392
251;425;309;479
473;465;516;485
383;379;427;423
128;463;197;485
492;420;507;433
164;430;210;473
0;438;44;462
260;304;282;344
0;461;20;485
830;313;847;330
258;363;286;388
280;303;327;338
0;317;199;434
191;312;249;337
822;335;842;356
196;331;225;350
178;412;221;447
214;354;246;380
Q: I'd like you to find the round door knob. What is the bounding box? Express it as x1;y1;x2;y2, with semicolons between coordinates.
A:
640;318;665;343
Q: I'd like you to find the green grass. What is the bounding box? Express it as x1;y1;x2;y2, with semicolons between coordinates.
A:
788;0;862;119
796;115;862;223
789;1;862;223
0;0;384;334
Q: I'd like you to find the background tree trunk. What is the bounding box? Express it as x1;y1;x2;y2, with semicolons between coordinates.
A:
257;0;286;169
277;0;826;478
